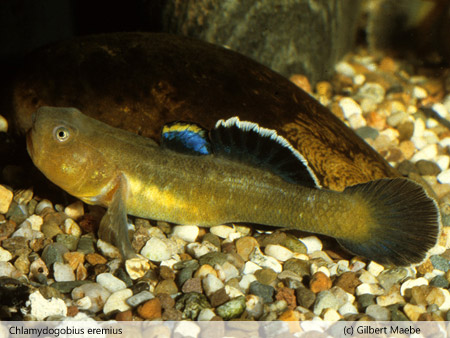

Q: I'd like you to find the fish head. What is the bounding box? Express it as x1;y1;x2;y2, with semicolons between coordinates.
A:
27;106;118;202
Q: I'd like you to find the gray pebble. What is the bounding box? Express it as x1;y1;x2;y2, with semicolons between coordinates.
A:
176;267;197;288
38;285;63;299
391;308;409;321
430;275;450;288
283;258;310;277
51;281;91;293
173;259;199;270
283;234;307;254
249;281;274;304
77;236;95;254
366;304;391;320
313;290;339;316
126;290;154;307
430;255;450;272
295;286;316;309
55;234;79;251
357;294;376;310
202;233;221;249
115;268;133;288
198;252;227;266
41;243;68;267
355;126;379;140
377;268;408;291
216;295;246;320
6;202;28;224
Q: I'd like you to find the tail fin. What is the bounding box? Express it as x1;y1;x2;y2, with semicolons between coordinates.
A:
338;178;440;266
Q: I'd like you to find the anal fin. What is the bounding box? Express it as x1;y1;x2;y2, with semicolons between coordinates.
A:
98;174;136;260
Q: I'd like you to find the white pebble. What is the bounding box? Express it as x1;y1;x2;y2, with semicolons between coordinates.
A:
438;169;450;184
202;273;224;296
72;283;111;313
264;244;294;262
347;113;367;129
96;273;127;293
240;274;257;293
97;239;122;259
246;294;264;319
353;74;365;86
197;308;216;321
186;242;218;258
210;225;235;239
174;322;201;338
249;247;282;273
242;261;262;275
339;97;362;119
335;61;356;77
64;201;84;220
26;215;44;231
322;308;342;321
29;291;67;320
432;102;448;118
400;277;428;296
0;185;13;214
225;285;244;298
141;237;172;262
410;144;438;162
436;155;450;171
355;283;385;296
413;118;425;138
103;288;132;314
339;302;359;316
426;118;439;129
63;218;82;237
171;225;199;242
359;270;379;284
411;136;428;150
357;82;386;104
0;247;12;262
412;86;428;99
0;261;17;277
53;262;75;282
367;261;385;277
75;296;92;311
0;115;7;132
12;222;33;240
423;130;439;144
125;256;150;280
217;261;239;282
439;289;450;311
299;236;323;253
35;199;53;214
440;137;450;149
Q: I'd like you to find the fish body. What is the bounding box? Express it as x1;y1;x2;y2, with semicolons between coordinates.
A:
27;107;440;265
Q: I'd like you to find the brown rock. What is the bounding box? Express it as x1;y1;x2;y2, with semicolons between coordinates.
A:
379;57;398;73
416;259;434;275
276;287;296;310
255;268;278;285
0;219;16;239
236;237;258;261
334;271;362;294
366;111;386;130
315;81;333;98
162;308;183;321
78;214;98;233
209;288;230;307
115;310;133;321
138;298;162;320
179;253;193;261
309;271;332;293
85;253;107;265
181;277;203;294
67;305;79;317
63;252;85;270
154;279;178;295
156;293;175;310
159;265;175;280
399;141;415;160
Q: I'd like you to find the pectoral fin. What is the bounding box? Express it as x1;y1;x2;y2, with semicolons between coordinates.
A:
98;174;136;260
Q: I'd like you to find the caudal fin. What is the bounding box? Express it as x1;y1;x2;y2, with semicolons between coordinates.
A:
338;178;440;266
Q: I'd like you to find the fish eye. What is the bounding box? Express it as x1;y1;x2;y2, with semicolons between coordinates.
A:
53;126;71;142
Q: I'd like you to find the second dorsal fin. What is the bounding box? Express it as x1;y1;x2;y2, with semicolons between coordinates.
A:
161;121;212;155
210;117;320;188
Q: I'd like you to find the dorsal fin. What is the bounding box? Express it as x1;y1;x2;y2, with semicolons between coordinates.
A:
161;121;212;155
210;117;320;188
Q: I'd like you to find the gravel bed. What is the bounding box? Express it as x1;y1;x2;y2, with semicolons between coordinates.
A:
1;47;450;322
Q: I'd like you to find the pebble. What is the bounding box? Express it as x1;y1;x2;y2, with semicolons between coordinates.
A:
97;239;121;259
295;286;316;309
367;261;385;277
365;304;391;320
403;303;426;321
411;143;438;162
254;268;277;285
171;225;199;242
198;252;227;266
173;322;201;338
275;287;296;310
313;290;339;316
248;281;274;303
194;264;217;279
181;277;202;294
209;288;230;307
334;271;361;294
376;286;405;306
137;298;162;319
236;237;259;261
0;247;12;262
0;185;13;214
249;247;282;273
77;236;95;254
215;295;246;320
430;255;450;272
64;201;84;220
355;283;385;296
175;293;210;320
400;277;429;296
239;274;257;293
85;253;107;265
323;308;342;321
29;291;67;320
41;243;68;267
53;262;75;282
310;271;332;293
264;244;294;262
284;258;310;277
63;218;82;237
56;234;79;251
299;236;322;253
197;308;216;321
103;288;132;314
210;225;236;239
202;273;224;296
63;252;84;270
140;237;172;262
96;273;127;293
154;279;178;295
339;302;359;317
71;283;111;313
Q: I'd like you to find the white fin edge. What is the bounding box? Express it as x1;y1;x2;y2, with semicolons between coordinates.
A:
215;116;321;188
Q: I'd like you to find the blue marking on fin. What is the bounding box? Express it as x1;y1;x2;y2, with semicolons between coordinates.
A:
161;122;212;155
210;117;321;188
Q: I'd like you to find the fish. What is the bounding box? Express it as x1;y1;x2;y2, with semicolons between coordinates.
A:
27;106;441;266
